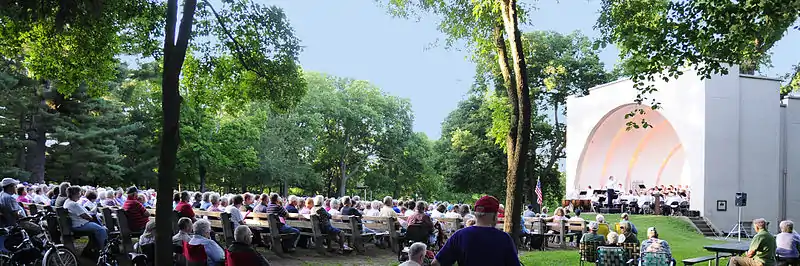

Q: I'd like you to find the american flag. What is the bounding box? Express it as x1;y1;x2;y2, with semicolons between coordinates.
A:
535;177;543;205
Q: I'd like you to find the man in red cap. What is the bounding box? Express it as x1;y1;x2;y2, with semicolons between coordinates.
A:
432;195;520;266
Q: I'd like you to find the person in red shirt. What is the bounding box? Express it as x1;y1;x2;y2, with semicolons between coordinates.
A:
122;187;150;232
175;191;196;222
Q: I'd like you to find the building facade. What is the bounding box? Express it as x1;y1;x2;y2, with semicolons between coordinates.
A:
566;65;796;230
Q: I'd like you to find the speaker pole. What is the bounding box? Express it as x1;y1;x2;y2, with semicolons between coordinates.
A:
737;206;742;242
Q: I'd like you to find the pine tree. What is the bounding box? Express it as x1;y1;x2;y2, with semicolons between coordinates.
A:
45;86;141;185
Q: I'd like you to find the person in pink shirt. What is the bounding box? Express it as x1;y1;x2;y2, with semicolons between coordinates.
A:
16;187;29;203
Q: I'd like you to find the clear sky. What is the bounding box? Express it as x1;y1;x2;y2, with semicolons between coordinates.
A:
272;0;800;140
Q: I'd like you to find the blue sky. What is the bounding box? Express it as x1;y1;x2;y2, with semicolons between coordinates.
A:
272;0;799;140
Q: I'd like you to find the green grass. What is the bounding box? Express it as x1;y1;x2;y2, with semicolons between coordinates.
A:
519;214;728;265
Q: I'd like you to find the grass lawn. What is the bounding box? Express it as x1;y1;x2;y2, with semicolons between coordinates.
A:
519;214;731;265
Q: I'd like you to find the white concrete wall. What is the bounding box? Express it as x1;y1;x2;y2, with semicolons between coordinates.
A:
566;69;707;205
784;97;800;223
737;76;780;224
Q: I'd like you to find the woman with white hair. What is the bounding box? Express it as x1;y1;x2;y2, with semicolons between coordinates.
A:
187;219;224;265
134;220;157;251
365;201;381;217
102;190;117;207
311;195;352;252
776;220;800;264
329;199;341;216
207;193;222;212
225;226;270;266
400;242;427;266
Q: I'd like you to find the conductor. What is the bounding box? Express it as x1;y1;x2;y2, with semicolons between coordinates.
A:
606;176;616;208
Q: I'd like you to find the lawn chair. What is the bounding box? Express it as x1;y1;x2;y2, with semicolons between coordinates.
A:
597;246;629;266
638;252;675;266
398;225;431;262
579;241;603;266
620;243;640;263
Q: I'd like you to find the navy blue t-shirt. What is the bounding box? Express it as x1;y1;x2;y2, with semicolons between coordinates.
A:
434;226;520;266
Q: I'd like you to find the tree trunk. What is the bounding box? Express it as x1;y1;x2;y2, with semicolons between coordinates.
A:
24;94;47;183
199;160;207;192
155;1;197;266
339;158;347;197
498;0;531;246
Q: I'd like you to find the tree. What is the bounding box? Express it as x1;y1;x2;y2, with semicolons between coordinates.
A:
596;0;800;126
381;0;533;241
45;86;140;185
436;92;508;198
156;0;307;264
483;31;615;207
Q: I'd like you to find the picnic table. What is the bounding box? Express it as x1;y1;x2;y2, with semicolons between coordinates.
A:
703;242;750;266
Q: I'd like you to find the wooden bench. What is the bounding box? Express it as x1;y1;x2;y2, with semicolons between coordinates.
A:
361;216;400;252
54;207;94;254
246;212;300;257
283;213;327;254
682;253;732;265
115;208;145;253
332;214;380;254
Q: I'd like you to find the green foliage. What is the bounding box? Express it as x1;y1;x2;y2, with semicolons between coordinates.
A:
194;0;306;111
435;93;508;198
0;0;164;95
781;65;800;98
0;60;38;179
478;31;613;205
596;0;800;128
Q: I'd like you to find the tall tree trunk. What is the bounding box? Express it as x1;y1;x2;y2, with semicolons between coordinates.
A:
25;94;47;183
155;1;197;265
339;158;347;197
199;160;207;192
498;0;531;245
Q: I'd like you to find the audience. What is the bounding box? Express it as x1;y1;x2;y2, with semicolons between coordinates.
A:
123;186;150;232
641;227;672;256
620;213;638;235
54;182;70;207
207;193;222;212
189;219;224;265
401;242;427;266
776;220;800;265
581;222;606;243
226;226;270;266
619;222;638;244
607;231;619;246
64;185;107;252
265;193;299;252
175;191;196;222
312;195;351;252
134;220;156;251
226;195;246;229
432;195;520;266
730;218;775;266
173;217;194;244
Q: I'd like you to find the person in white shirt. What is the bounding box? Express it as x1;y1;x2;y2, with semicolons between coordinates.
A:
430;204;446;219
400;242;427;266
445;205;462;219
365;201;381;217
188;219;224;265
226;195;245;229
64;186;107;250
32;185;50;206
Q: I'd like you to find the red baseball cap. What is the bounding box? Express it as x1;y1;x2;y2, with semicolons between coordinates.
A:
474;195;500;213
